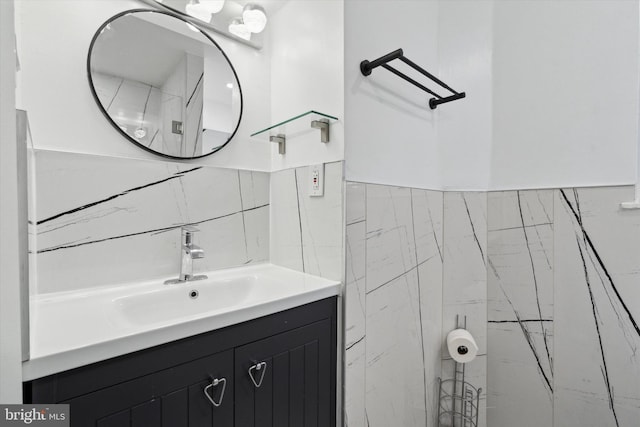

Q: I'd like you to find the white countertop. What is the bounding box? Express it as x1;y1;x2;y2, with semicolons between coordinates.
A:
23;263;341;381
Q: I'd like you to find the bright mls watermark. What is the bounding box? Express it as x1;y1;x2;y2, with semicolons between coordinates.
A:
0;405;69;426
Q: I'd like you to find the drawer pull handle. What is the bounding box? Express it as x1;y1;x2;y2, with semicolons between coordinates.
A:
204;377;226;407
248;362;267;388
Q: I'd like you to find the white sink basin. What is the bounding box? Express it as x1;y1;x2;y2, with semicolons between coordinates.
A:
114;276;257;325
24;263;341;381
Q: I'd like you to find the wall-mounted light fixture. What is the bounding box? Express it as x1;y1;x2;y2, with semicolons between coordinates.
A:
185;0;225;23
200;0;225;14
185;0;212;23
144;0;266;48
242;4;267;33
228;17;251;40
134;127;147;139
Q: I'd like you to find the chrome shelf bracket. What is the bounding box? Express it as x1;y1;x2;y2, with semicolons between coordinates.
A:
270;134;286;155
310;119;330;143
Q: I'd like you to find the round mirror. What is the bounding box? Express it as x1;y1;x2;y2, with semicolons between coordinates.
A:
88;9;242;159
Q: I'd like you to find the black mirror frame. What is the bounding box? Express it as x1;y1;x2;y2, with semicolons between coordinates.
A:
86;8;243;160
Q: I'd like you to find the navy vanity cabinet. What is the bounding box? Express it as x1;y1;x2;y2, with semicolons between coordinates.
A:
234;319;335;427
67;350;234;426
25;297;337;427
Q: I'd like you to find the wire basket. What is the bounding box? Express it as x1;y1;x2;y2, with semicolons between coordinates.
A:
436;367;481;427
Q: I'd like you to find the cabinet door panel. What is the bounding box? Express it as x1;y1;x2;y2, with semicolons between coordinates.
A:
162;388;189;427
67;350;233;426
254;357;273;427
272;351;290;427
96;409;129;427
304;341;319;427
289;345;306;426
131;398;161;426
235;319;334;427
189;381;214;426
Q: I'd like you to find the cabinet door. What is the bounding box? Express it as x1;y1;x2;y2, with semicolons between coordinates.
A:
66;350;233;427
234;319;335;427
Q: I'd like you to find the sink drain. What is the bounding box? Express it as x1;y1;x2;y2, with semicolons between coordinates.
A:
189;289;199;299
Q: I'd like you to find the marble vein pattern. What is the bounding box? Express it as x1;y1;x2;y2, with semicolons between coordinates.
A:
345;182;640;427
411;188;444;427
346;183;366;349
345;182;366;427
554;187;640;427
345;182;443;427
442;192;487;427
366;269;427;427
270;162;344;282
487;190;554;427
32;150;269;294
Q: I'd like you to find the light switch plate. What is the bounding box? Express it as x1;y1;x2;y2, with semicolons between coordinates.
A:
309;163;324;197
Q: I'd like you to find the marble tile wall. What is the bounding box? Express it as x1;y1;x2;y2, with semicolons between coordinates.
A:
441;192;487;427
345;182;444;427
487;190;554;427
344;182;366;427
270;161;344;282
346;183;640;427
31;150;269;294
554;187;640;427
487;187;640;427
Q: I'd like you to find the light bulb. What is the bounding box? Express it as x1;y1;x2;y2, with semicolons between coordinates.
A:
134;128;147;139
199;0;225;14
228;17;251;40
242;4;267;33
185;1;212;22
226;83;233;89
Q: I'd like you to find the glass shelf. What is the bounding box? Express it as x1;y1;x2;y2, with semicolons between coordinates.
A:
250;110;339;140
251;110;339;154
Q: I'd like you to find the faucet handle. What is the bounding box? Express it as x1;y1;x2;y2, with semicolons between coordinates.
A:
181;225;200;246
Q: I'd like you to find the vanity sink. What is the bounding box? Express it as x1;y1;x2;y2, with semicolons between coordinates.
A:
24;263;341;381
114;276;257;326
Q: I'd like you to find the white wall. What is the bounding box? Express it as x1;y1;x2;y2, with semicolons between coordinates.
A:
345;0;639;191
269;0;344;171
344;0;441;189
490;0;639;190
438;0;493;191
16;0;271;171
0;0;24;403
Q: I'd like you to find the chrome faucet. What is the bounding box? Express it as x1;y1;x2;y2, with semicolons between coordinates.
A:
165;226;208;284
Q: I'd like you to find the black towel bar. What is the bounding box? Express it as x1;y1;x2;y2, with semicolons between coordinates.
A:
360;48;466;110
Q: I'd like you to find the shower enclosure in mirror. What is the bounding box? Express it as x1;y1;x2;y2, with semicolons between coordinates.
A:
87;9;243;159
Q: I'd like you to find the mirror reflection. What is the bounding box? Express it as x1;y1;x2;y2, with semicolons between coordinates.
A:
88;10;242;159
